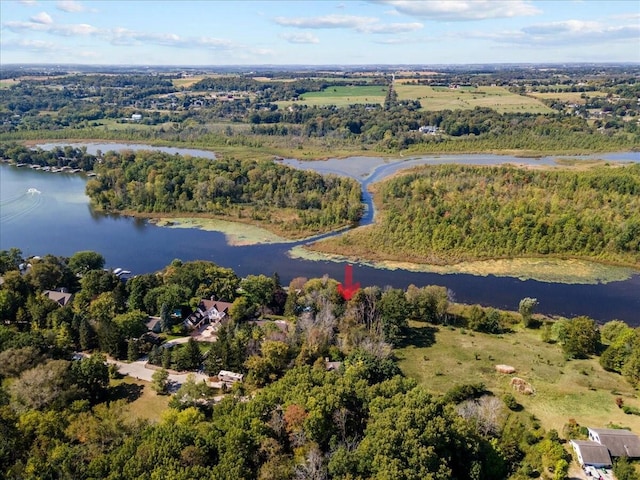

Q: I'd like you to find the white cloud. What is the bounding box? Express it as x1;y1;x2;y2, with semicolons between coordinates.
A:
471;20;640;48
56;1;86;13
1;38;56;51
275;14;378;30
30;11;53;25
374;0;541;21
280;32;320;44
19;0;38;6
274;14;423;34
362;22;423;34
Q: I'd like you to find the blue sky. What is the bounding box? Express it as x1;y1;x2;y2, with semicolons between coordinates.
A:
1;0;639;65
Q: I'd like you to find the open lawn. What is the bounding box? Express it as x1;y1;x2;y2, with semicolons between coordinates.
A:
397;321;640;433
295;85;387;106
0;79;18;89
395;84;554;113
110;376;169;422
172;76;209;88
528;91;607;104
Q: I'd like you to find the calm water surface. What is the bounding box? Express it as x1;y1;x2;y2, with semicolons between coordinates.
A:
1;145;639;324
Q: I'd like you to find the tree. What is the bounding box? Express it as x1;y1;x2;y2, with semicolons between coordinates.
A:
241;274;275;315
68;251;105;275
10;359;79;411
562;316;600;359
160;303;171;332
127;339;139;362
70;353;109;403
378;288;409;345
152;368;169;395
175;338;202;372
113;310;148;340
519;297;538;328
0;248;23;274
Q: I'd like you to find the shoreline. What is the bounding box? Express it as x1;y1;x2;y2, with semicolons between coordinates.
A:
289;245;639;285
143;212;638;285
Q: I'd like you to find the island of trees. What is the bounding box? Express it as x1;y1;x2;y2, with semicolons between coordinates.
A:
0;248;638;479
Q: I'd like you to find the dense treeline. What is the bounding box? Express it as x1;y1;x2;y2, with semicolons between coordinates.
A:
317;164;640;266
0;143;98;171
2;67;638;154
85;150;363;236
4;247;611;479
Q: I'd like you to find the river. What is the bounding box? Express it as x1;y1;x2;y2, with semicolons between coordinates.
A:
1;143;638;325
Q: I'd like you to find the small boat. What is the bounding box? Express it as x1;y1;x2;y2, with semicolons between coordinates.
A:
27;188;41;195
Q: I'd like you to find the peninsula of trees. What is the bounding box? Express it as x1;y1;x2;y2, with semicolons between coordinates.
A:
313;163;640;267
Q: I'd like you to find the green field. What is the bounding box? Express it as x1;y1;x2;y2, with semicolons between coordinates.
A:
397;321;640;433
283;83;553;113
396;84;554;113
296;85;387;106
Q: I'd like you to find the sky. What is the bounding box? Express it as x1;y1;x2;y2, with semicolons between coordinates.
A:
1;0;639;66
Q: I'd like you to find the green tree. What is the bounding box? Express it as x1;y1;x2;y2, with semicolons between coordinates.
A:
127;339;139;362
175;338;202;372
70;353;109;403
152;368;169;395
519;297;538;328
68;251;105;275
562;316;600;359
378;288;409;345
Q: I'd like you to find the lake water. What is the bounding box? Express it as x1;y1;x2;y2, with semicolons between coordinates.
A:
1;144;639;325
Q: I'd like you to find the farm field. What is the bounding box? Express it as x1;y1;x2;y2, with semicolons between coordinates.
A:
295;85;387;106
284;83;554;113
395;83;554;113
527;90;608;104
397;320;640;433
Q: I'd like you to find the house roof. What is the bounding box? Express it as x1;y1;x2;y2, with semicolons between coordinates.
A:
571;440;612;467
146;317;161;330
201;299;233;313
589;428;640;458
43;290;73;306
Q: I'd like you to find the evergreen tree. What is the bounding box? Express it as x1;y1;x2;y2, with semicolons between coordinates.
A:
127;339;139;362
162;346;172;369
79;318;96;350
160;303;171;332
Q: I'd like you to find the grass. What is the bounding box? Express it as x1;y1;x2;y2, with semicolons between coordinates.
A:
153;216;289;245
282;83;553;114
397;321;640;433
304;238;637;284
291;85;387;106
110;376;169;422
395;84;554;114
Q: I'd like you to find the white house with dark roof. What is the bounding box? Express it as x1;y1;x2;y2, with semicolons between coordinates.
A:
587;427;640;458
570;440;612;468
183;298;233;331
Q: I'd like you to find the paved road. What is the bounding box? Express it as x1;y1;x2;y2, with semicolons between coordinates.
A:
107;357;213;389
76;352;221;390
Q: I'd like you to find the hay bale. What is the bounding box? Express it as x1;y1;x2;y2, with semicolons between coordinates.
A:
495;364;516;374
510;377;535;395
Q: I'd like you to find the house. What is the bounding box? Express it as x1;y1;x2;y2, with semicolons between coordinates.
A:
587;427;640;458
131;113;142;122
419;125;438;135
325;358;343;372
146;316;162;334
218;370;243;386
570;440;612;468
183;298;233;331
43;289;74;307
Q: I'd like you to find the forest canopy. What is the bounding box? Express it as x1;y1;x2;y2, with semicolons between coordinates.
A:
314;163;640;266
85;149;363;237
